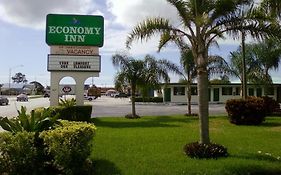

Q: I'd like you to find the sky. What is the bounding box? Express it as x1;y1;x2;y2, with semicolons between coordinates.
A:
0;0;280;87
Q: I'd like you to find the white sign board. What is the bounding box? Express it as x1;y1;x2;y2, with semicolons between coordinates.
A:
50;45;99;55
48;55;100;72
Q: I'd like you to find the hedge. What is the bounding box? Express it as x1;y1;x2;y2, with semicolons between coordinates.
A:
134;97;163;103
225;97;266;125
0;121;96;175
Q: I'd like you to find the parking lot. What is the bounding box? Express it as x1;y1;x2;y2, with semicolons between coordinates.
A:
88;96;227;117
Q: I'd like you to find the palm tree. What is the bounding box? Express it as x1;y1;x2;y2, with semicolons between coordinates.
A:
236;39;281;94
126;0;281;144
260;0;281;19
227;45;261;94
177;44;230;115
112;52;179;118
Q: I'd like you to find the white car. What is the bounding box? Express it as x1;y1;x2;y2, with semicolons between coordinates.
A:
16;93;28;102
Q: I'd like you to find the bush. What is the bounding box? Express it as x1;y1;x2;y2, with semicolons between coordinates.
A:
184;142;228;159
0;121;96;175
40;121;96;175
134;97;163;103
55;105;92;122
261;96;280;116
0;106;61;134
0;131;40;175
59;98;76;107
225;97;266;125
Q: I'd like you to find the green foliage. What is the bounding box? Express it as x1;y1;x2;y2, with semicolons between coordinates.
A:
0;121;96;175
134;97;163;103
59;98;76;107
261;96;280;115
55;105;92;122
183;142;228;159
0;106;61;134
225;97;266;125
0;131;38;175
40;121;96;175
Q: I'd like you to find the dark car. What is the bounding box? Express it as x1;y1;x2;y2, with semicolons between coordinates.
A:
17;93;28;102
0;96;9;105
44;93;50;98
114;92;128;98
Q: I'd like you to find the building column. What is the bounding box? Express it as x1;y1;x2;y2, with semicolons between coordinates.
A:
50;72;60;106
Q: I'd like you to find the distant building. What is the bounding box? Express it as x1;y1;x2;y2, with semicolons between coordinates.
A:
1;83;35;95
159;83;281;104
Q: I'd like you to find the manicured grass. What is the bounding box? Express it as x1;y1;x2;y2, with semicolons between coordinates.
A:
91;116;281;175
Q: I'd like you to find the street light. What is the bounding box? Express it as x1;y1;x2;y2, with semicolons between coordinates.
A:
8;64;24;96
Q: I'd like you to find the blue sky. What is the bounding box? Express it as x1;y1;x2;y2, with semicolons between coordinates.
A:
0;0;280;87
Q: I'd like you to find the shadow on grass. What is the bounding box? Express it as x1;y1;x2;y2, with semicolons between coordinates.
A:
260;117;281;127
226;153;281;175
224;164;281;175
231;153;281;163
91;116;189;128
92;159;122;175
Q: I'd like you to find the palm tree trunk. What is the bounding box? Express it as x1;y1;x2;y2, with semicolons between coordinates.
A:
131;83;136;117
187;81;192;115
197;59;210;144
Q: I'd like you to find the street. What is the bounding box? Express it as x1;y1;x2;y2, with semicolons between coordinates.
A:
0;96;227;118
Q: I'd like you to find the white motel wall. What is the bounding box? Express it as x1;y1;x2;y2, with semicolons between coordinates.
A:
158;83;281;104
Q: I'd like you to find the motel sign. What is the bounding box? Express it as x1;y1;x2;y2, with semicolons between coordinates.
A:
46;14;104;46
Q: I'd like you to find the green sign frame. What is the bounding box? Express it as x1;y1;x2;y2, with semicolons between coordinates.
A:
46;14;104;47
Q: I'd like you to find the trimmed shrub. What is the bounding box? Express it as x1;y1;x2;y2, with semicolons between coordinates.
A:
134;97;163;103
55;105;92;122
0;121;96;175
0;131;39;175
40;121;96;175
184;142;228;159
261;96;280;116
225;97;266;125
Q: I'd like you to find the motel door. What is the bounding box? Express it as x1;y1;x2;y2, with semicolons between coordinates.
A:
277;87;281;103
213;88;220;102
164;88;171;102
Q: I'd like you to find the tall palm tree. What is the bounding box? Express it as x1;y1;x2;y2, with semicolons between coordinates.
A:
239;38;281;94
112;52;180;118
260;0;281;19
227;45;261;94
178;44;230;115
126;0;281;144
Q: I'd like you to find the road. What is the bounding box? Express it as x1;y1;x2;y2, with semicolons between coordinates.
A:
0;96;227;131
0;96;227;118
0;96;50;118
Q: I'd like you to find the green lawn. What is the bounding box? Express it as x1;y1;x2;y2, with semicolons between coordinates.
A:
91;116;281;175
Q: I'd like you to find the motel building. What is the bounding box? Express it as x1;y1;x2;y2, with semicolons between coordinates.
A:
159;83;281;104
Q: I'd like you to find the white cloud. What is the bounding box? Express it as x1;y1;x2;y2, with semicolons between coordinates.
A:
0;0;96;29
106;0;179;28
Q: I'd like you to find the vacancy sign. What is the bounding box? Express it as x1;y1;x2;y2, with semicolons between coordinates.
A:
48;55;100;72
50;45;99;56
46;14;104;47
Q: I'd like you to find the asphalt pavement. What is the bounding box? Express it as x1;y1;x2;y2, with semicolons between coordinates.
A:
88;96;227;117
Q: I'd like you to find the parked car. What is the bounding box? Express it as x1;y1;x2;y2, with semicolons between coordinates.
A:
17;93;28;102
0;96;9;105
114;92;128;98
43;92;50;98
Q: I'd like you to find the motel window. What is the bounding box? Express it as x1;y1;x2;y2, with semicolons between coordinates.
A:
173;87;185;96
235;87;240;96
248;88;254;96
191;87;198;95
266;87;275;95
222;87;232;95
